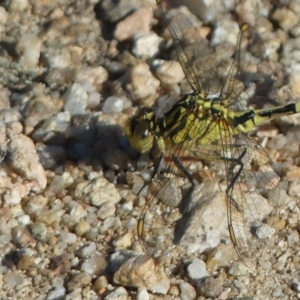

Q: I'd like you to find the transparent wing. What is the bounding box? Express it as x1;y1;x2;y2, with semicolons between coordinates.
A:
227;23;277;111
157;1;277;111
223;133;280;267
157;2;223;97
137;140;219;257
184;121;280;267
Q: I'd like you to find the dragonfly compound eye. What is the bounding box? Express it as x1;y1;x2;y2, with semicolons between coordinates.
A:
129;120;154;153
134;120;150;139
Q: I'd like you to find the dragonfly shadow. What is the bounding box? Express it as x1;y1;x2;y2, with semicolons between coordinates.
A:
173;182;215;246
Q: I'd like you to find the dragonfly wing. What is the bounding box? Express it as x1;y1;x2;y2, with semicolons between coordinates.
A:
158;3;223;97
225;135;280;267
137;166;183;257
137;122;222;257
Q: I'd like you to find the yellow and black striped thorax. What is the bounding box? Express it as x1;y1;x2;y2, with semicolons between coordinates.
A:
126;91;300;154
160;92;236;145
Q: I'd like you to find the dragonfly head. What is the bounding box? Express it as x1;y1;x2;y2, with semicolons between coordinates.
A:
125;107;157;153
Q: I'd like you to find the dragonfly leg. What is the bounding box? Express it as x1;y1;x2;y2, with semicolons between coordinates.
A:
173;155;195;185
225;146;247;194
137;153;165;196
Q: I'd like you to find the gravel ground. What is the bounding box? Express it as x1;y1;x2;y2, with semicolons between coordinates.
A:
1;0;300;299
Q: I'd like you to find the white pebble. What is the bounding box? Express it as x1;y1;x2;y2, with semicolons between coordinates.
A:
228;262;248;277
97;202;116;220
16;34;41;68
69;203;88;220
80;254;106;275
46;285;66;300
104;287;128;300
63;83;88;115
122;200;133;212
0;220;11;235
211;20;239;47
78;242;97;258
180;282;197;300
3;272;23;289
123;217;137;231
113;232;132;249
3;189;21;205
0;108;21;123
74;177;121;207
9;0;29;11
75;66;108;87
45;47;72;68
59;231;77;244
187;258;209;280
0;234;12;243
136;287;149;300
132;32;163;59
102;96;124;114
17;214;30;225
0;7;8;23
101;217;121;233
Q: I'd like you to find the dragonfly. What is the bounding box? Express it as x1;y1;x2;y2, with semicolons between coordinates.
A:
126;0;300;267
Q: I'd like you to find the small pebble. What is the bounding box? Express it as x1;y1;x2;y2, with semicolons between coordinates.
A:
136;286;149;300
87;92;101;110
197;276;223;298
69;202;88;221
113;255;170;295
77;242;97;258
180;281;197;300
104;286;128;300
3;272;23;289
63;83;88;115
114;6;152;41
28;222;48;241
272;286;283;298
12;225;36;248
292;280;300;292
102;96;124;114
127;63;160;100
187;258;209;280
49;255;72;275
46;285;66;300
9;0;29;11
16;34;41;68
94;275;108;290
97;202;116;220
80;254;107;275
100;216;121;233
16;214;30;226
273;7;298;31
132;32;163;59
228;262;248;277
234;279;247;294
113;232;132;249
152;59;185;85
17;256;35;270
0;7;8;23
75;220;91;236
211;19;239;47
67;272;92;291
73;177;121;207
59;231;77;244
